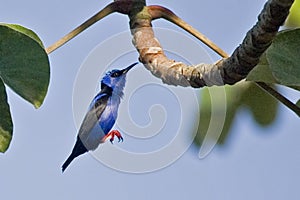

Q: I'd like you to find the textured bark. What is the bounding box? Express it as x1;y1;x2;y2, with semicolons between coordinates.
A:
127;0;294;87
217;0;294;85
130;7;224;87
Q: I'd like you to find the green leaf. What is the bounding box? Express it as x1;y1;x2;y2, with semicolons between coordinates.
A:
240;83;278;126
296;99;300;108
246;54;277;84
247;29;300;92
0;80;12;153
266;29;300;87
0;23;44;48
195;86;237;146
286;0;300;28
195;82;278;146
0;24;50;108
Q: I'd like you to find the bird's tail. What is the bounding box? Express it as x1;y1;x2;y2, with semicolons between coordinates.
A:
62;136;88;172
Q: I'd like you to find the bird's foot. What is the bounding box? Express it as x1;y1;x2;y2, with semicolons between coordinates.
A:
102;130;123;144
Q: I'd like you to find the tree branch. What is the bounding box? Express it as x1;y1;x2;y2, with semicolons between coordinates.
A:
45;0;299;116
217;0;294;84
145;3;300;117
129;0;294;87
129;0;300;116
47;0;294;86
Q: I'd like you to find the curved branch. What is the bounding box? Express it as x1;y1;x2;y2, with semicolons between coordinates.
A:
146;3;300;116
130;0;300;116
45;0;298;116
129;6;224;87
45;0;294;86
130;0;294;87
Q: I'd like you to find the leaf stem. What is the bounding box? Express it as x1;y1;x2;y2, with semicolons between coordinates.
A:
46;2;116;54
256;82;300;117
148;5;228;58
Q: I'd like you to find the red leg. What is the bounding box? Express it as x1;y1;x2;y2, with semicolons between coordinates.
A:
101;130;123;143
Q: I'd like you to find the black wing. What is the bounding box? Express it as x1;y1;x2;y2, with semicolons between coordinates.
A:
62;86;113;172
77;85;112;150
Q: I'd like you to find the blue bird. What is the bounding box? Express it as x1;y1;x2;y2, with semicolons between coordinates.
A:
62;62;138;172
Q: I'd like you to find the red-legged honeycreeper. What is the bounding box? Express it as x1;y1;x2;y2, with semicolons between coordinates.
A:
62;62;138;172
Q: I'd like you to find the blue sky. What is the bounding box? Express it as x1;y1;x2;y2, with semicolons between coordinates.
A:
1;0;300;199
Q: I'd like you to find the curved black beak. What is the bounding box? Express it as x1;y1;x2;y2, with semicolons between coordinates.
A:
121;62;139;74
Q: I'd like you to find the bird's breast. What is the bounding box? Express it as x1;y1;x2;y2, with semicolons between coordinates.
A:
99;95;121;134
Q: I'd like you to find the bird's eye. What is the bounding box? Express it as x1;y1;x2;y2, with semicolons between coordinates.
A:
111;71;120;77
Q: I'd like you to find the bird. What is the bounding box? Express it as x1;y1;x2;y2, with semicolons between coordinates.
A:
62;62;138;172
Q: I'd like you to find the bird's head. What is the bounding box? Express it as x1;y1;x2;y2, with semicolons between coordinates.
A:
101;62;138;95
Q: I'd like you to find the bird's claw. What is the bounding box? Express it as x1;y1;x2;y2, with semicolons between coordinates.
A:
102;130;123;144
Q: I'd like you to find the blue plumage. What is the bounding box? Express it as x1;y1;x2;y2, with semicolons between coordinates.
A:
62;62;138;172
